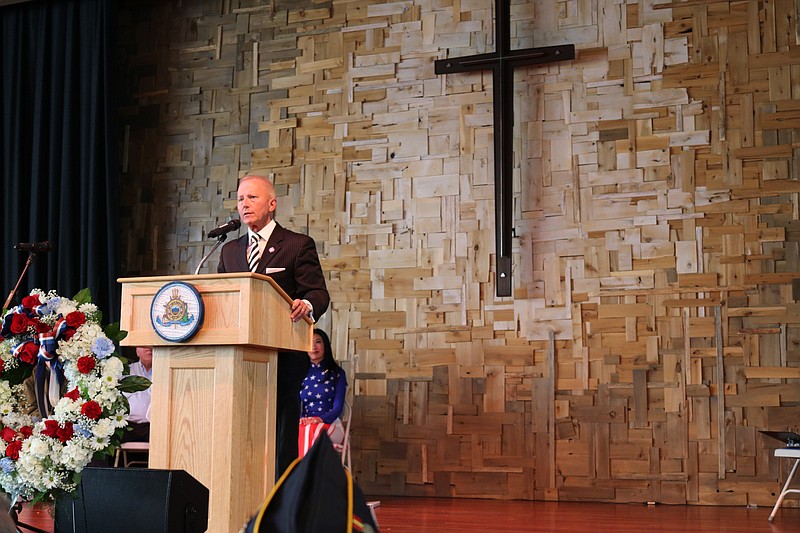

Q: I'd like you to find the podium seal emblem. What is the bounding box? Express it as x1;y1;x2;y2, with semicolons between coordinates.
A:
150;281;204;342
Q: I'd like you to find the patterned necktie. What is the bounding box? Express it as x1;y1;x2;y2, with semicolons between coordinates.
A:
247;234;261;272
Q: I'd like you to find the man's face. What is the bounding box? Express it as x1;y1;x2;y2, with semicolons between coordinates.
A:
237;178;276;231
135;347;153;367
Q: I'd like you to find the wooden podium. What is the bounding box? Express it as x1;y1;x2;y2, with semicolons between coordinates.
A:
118;273;313;533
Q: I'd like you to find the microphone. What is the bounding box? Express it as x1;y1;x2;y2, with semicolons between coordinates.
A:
15;241;52;253
207;219;241;239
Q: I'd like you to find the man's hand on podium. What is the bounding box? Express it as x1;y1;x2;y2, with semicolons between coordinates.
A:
290;299;311;322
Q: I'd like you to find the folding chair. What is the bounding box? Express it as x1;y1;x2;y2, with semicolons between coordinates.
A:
332;401;352;470
769;447;800;521
113;441;150;468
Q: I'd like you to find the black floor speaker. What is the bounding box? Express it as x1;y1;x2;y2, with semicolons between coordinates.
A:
54;467;209;533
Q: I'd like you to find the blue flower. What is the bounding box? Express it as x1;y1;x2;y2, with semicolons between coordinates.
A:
44;297;62;315
91;337;115;359
0;458;15;474
74;426;92;438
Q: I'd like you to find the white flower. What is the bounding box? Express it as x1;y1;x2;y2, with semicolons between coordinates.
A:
2;412;33;429
42;471;63;489
94;389;119;408
78;303;98;315
85;380;102;398
110;411;129;429
29;289;47;300
91;419;114;439
101;357;123;379
53;399;81;420
88;435;109;451
54;299;78;317
61;439;93;469
26;438;50;459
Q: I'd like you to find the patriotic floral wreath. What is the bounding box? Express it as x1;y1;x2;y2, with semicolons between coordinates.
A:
0;289;148;503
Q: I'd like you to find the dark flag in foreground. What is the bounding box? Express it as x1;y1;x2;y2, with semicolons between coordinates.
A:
242;432;378;533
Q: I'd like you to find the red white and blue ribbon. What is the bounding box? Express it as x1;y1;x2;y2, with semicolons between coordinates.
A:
2;306;70;418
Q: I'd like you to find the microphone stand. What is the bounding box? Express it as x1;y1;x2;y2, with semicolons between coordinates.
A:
194;234;229;275
3;251;38;310
4;250;51;533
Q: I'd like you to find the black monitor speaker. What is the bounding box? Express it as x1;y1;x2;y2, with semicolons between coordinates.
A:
54;467;209;533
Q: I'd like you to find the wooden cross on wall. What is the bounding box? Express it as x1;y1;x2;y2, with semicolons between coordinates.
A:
435;0;574;297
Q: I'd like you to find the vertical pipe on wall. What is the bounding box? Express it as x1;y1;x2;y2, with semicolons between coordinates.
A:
715;305;726;480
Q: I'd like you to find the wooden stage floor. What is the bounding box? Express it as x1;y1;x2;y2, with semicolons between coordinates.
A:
373;497;799;533
14;495;800;532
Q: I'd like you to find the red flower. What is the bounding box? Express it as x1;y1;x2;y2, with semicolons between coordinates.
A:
5;440;22;460
0;359;5;375
17;343;38;365
21;295;41;309
64;388;80;401
0;427;16;443
10;314;29;335
62;329;76;341
19;426;32;439
32;319;49;333
41;419;59;439
81;401;102;420
41;420;74;442
65;311;86;328
77;356;96;374
56;422;74;443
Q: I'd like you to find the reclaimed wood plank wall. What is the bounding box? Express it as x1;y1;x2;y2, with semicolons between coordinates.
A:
117;0;800;504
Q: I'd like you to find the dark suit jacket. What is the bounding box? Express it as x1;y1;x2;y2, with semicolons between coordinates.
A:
217;223;330;318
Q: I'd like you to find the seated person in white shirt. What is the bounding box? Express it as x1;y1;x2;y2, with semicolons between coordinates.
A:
123;346;152;442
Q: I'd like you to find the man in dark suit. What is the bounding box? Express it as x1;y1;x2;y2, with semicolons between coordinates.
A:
218;174;330;477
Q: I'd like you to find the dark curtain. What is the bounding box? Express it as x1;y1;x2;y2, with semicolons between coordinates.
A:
0;0;119;321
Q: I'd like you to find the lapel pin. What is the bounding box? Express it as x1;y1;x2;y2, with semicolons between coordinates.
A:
268;247;275;253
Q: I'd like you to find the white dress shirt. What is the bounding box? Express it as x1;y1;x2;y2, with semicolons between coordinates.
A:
125;361;152;424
